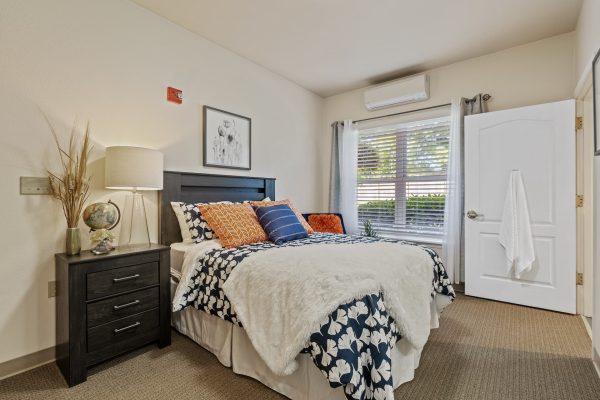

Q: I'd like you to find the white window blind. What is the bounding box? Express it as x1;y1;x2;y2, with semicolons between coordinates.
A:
357;111;450;241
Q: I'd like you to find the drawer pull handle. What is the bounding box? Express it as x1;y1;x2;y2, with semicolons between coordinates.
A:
113;274;140;283
113;300;140;310
113;322;141;334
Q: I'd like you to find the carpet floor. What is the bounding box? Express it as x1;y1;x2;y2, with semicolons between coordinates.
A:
1;295;599;400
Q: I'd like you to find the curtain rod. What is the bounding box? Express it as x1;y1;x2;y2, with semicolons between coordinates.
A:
353;93;491;124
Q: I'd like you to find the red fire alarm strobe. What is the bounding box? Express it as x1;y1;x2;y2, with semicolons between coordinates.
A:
167;87;182;104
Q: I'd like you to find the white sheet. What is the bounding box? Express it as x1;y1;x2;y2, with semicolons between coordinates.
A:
223;242;435;376
170;242;197;278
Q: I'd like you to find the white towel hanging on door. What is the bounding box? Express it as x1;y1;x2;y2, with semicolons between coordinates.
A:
498;170;535;279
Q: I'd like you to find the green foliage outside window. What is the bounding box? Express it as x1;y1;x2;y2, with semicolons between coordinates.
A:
358;194;446;227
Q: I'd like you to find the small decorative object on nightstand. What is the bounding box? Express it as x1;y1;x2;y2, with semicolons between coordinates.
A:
47;121;92;255
55;244;171;387
83;200;121;255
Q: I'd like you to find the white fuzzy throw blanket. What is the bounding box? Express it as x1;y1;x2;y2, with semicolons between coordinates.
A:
222;242;434;376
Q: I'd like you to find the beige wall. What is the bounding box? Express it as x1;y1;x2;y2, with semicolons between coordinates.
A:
320;33;576;211
0;0;323;364
575;0;600;81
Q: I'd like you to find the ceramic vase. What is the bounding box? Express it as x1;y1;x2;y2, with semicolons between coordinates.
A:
66;227;81;255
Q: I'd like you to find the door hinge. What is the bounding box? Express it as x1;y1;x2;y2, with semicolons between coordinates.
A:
576;116;583;130
576;272;584;286
576;194;584;208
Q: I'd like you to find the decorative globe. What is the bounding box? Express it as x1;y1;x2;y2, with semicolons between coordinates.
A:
83;201;120;231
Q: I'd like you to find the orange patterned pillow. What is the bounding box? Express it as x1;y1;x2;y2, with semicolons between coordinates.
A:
199;203;268;248
250;199;314;234
307;214;344;234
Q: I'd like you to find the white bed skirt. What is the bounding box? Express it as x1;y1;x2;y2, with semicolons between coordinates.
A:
171;279;438;399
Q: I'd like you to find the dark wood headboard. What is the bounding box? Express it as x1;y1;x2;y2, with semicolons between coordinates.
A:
159;171;275;245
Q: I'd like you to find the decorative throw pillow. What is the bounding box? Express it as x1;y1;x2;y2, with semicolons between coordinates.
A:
255;204;308;245
171;202;194;243
250;199;314;234
171;201;233;243
307;214;344;234
199;203;268;248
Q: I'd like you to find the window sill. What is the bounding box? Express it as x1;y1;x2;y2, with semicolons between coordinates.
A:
379;233;443;246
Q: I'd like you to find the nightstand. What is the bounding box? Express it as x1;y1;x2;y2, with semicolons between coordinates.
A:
55;244;171;387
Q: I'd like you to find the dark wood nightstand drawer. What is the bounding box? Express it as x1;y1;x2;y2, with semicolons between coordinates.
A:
87;287;159;328
87;262;159;300
87;308;159;363
56;244;170;386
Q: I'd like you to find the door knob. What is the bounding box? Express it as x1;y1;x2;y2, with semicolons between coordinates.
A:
466;210;479;219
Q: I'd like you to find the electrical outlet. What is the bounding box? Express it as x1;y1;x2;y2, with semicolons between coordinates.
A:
48;281;57;298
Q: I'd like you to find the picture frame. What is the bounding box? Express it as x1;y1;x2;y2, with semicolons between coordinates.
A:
203;106;252;170
594;47;600;155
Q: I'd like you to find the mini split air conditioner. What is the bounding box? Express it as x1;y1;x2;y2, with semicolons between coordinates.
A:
363;74;429;111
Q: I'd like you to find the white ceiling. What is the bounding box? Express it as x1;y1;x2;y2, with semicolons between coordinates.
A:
130;0;583;97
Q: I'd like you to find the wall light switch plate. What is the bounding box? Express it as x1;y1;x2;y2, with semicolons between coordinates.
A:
48;281;57;298
20;177;51;195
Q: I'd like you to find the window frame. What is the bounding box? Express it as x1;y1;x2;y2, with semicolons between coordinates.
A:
356;109;451;244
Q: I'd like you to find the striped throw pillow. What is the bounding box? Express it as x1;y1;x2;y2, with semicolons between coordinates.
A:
250;199;314;234
255;204;308;245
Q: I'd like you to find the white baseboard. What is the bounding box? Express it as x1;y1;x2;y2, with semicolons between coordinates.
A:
0;347;55;381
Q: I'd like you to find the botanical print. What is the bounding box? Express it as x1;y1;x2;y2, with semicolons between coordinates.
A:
203;106;251;169
212;119;242;166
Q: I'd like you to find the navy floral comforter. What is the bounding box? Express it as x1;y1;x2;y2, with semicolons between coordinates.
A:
173;233;455;400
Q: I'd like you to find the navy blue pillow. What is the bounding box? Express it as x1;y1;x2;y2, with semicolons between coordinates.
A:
254;204;308;245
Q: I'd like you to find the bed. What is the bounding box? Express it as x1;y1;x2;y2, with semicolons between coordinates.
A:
160;171;455;400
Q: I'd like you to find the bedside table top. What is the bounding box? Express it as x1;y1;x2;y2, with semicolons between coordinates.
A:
56;243;169;264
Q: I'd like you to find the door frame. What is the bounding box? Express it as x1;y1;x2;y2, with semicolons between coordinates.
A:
574;71;595;319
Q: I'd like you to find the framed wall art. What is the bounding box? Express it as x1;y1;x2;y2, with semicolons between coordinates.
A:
203;106;251;170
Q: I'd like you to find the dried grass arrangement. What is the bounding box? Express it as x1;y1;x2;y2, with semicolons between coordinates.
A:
47;121;93;228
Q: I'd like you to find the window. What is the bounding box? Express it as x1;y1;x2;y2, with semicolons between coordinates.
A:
356;108;450;241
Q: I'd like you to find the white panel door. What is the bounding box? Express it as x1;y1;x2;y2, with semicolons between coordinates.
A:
464;100;576;314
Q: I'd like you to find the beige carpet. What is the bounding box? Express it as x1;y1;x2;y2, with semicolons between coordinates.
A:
1;295;599;400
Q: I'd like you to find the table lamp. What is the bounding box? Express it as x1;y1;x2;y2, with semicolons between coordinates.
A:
105;146;163;246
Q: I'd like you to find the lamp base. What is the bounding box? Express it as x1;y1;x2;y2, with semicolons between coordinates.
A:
118;191;151;247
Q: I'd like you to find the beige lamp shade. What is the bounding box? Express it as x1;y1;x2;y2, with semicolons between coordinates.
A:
105;146;163;190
